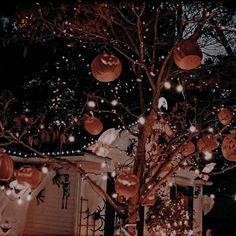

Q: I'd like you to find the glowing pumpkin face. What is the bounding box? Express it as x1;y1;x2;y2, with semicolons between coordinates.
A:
16;166;42;189
218;107;233;125
115;172;140;199
91;53;122;82
0;152;14;181
222;132;236;161
84;116;103;135
173;39;202;70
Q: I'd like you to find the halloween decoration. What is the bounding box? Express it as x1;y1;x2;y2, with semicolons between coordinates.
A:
52;168;70;209
180;141;195;156
115;172;140;198
84;115;103;135
222;132;236;161
197;134;218;152
173;39;202;70
87;128;120;157
61;174;70;209
218;107;233;125
16;166;42;189
9;180;31;199
36;189;46;205
84;202;106;232
91;53;122;82
0;152;14;181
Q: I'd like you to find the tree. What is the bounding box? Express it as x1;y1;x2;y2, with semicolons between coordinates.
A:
0;1;236;235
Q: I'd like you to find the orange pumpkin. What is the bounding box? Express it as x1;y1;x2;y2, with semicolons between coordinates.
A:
91;53;122;82
84;116;103;135
180;141;195;156
16;166;42;188
222;132;236;161
197;134;218;152
0;152;14;181
218;107;233;125
115;172;140;198
173;39;202;70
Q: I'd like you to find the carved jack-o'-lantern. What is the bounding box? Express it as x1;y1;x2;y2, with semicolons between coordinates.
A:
197;134;218;152
222;132;236;161
91;53;122;82
180;141;195;156
0;152;14;181
218;107;233;125
115;172;140;198
173;39;202;70
84;116;103;135
16;166;42;188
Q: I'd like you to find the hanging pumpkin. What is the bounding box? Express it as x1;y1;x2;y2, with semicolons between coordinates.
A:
218;107;233;125
91;53;122;82
0;152;14;181
16;166;42;188
115;172;140;198
197;134;218;152
222;132;236;161
173;39;202;70
180;141;195;156
84;116;103;135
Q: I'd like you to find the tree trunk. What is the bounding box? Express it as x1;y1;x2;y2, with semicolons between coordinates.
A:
127;110;157;235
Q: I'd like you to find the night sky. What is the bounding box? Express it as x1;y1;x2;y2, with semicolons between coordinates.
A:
1;1;236;236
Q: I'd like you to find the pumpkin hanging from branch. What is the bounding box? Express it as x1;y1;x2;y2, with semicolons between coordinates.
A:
221;132;236;161
91;53;122;82
16;166;42;189
115;172;140;199
173;39;202;70
218;107;233;125
197;134;218;152
0;152;14;181
83;115;103;135
180;141;195;156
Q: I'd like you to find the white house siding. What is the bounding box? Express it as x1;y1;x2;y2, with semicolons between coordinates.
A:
23;170;81;236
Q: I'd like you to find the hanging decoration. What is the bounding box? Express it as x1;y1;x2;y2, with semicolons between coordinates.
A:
87;128;120;157
16;166;42;189
173;39;202;70
197;134;218;152
218;107;233;125
221;132;236;161
115;172;140;199
0;152;14;181
180;141;196;157
83;115;103;136
91;53;122;82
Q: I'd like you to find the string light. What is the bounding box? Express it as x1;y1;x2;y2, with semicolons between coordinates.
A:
26;194;32;201
68;135;75;142
101;162;106;168
210;194;215;199
87;100;96;108
203;151;213;161
164;81;171;89
41;166;49;174
138;116;145;125
176;84;183;93
189;125;197;133
111;100;118;106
